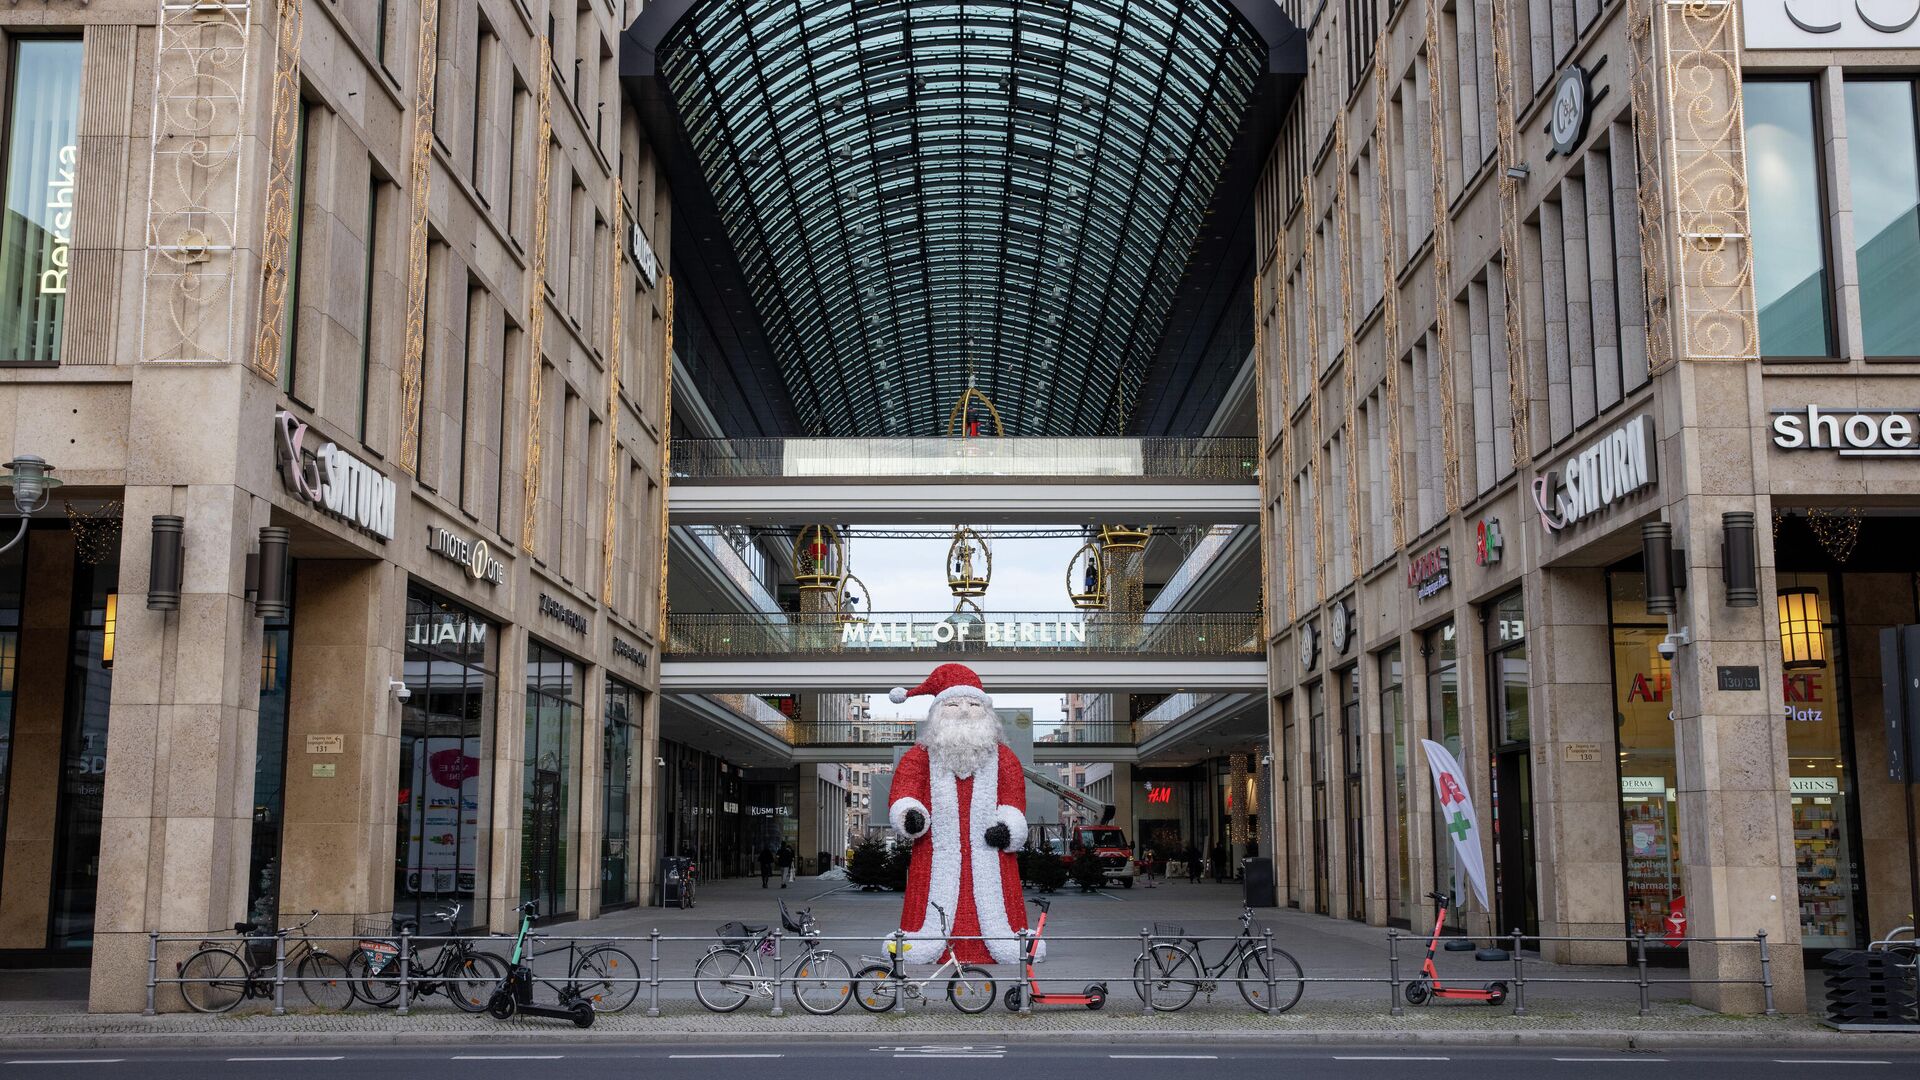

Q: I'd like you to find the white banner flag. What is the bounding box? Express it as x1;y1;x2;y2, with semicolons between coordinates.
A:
1420;739;1490;910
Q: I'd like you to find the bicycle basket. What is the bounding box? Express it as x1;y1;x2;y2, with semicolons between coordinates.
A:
716;921;753;948
1151;923;1187;943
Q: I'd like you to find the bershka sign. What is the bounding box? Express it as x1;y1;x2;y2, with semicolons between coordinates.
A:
1747;1;1920;50
1407;546;1451;600
274;410;397;541
1532;414;1657;534
426;525;507;585
1771;405;1920;457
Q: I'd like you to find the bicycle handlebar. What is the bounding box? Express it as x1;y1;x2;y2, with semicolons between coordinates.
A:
279;910;322;934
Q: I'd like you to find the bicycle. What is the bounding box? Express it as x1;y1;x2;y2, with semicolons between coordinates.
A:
692;900;855;1015
852;902;997;1014
484;901;598;1026
347;903;506;1012
1130;904;1304;1013
666;860;698;909
177;909;354;1014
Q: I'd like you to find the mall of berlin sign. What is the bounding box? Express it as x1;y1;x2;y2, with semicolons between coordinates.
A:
840;618;1091;646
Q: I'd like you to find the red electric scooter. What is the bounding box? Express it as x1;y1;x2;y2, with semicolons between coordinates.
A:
1003;897;1107;1011
1404;891;1509;1006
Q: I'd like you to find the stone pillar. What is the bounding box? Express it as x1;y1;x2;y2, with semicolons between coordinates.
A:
0;534;76;948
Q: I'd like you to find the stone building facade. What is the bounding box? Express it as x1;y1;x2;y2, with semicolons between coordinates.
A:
0;0;670;1011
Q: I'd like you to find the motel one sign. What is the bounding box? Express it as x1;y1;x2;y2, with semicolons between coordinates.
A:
840;618;1090;647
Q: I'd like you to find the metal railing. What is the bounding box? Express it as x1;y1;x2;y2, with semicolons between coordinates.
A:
143;921;1780;1020
671;436;1259;482
666;610;1263;658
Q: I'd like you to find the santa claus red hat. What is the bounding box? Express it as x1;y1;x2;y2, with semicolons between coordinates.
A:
889;662;991;707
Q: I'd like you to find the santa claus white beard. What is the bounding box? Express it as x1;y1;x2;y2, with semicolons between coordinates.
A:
920;709;1000;777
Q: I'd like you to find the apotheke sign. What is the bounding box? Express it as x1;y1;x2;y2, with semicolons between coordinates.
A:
1407;546;1451;600
274;410;396;541
1747;1;1920;50
1532;414;1657;534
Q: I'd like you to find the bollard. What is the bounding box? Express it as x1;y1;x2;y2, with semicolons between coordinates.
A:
1635;932;1651;1017
1263;927;1278;1016
272;930;287;1016
1017;930;1033;1016
145;932;159;1016
1509;930;1526;1017
768;929;785;1017
647;929;661;1017
397;925;412;1016
1138;928;1154;1017
1387;929;1403;1017
1758;930;1777;1016
890;930;907;1014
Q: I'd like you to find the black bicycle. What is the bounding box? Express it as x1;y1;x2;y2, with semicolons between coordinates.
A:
693;900;855;1014
348;904;506;1012
177;910;354;1013
1131;905;1305;1013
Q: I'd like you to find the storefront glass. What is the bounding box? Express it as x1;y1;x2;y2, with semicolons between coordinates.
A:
1379;645;1411;926
1340;667;1364;920
1777;573;1861;949
1307;680;1328;914
1609;568;1684;940
247;611;293;925
1487;591;1537;936
50;546;118;950
1425;620;1460;908
523;641;581;919
1843;78;1920;357
1746;78;1834;358
0;536;25;889
603;678;640;909
398;586;495;931
0;38;82;365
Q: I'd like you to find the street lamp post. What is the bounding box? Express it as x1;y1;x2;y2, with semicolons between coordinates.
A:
0;455;61;554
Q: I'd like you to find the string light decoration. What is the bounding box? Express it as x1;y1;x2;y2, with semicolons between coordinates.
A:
1334;112;1364;582
1275;209;1298;625
1805;507;1862;565
1628;0;1675;376
1424;0;1463;512
1228;753;1250;845
521;34;556;553
1487;0;1535;467
64;500;122;565
1372;39;1408;551
398;0;441;474
1301;173;1325;607
602;184;627;605
657;274;675;636
250;0;304;382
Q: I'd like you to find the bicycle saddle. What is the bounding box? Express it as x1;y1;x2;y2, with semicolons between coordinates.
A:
740;923;767;935
391;917;418;933
232;922;259;934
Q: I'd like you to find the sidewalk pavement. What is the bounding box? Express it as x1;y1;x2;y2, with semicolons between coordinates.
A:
0;875;1909;1049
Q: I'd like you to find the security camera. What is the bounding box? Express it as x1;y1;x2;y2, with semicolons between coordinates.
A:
1656;635;1678;661
388;678;411;703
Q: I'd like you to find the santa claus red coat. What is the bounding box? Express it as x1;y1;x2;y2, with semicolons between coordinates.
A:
886;665;1030;965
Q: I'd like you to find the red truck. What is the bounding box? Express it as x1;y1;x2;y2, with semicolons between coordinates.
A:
1029;823;1136;888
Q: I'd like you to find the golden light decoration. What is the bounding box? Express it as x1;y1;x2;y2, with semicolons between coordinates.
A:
64;500;123;565
836;573;871;624
1097;524;1151;552
947;526;991;598
1805;507;1862;565
794;524;845;593
1778;588;1826;671
1371;33;1410;544
1301;172;1325;605
1066;541;1107;610
944;382;1005;438
1423;0;1463;512
1228;753;1250;844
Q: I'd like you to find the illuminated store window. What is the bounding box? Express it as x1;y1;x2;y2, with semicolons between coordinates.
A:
1775;573;1859;949
1609;568;1685;942
0;39;82;365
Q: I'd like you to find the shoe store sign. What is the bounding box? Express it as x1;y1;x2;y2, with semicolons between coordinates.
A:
1532;414;1657;535
1748;2;1920;49
1770;405;1920;456
274;410;396;541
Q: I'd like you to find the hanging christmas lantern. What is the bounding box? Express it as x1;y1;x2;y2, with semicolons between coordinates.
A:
947;525;991;598
794;524;845;593
1067;541;1107;610
944;382;1005;438
1098;523;1152;552
836;574;871;624
948;596;986;636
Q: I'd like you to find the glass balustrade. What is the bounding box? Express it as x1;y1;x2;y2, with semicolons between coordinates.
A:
666;610;1261;657
1147;525;1242;615
670;436;1259;481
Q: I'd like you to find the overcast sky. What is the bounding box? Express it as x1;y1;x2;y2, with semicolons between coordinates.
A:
849;527;1083;725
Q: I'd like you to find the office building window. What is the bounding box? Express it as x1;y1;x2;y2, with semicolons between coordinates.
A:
1844;79;1920;357
1746;80;1834;358
0;38;83;365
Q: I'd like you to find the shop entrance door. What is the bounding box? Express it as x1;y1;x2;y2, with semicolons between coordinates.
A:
1491;748;1538;936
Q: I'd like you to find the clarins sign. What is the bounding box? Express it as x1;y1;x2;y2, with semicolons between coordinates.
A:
1747;2;1920;49
274;410;397;541
1532;415;1657;535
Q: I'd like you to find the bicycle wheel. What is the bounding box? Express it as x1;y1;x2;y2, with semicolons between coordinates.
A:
573;945;641;1013
297;951;355;1011
790;950;855;1016
1132;944;1199;1012
692;948;755;1013
852;963;899;1013
448;950;508;1013
178;947;248;1014
347;949;403;1008
1238;945;1305;1014
946;965;996;1014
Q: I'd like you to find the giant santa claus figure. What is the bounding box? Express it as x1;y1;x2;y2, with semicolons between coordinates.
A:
886;663;1031;965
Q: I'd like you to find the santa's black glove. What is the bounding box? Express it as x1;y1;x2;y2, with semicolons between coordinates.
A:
984;823;1011;849
903;809;926;836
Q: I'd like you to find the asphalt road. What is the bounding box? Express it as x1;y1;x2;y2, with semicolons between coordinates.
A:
2;1041;1915;1078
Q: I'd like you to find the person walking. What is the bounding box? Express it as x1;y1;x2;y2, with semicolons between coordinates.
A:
777;841;796;888
758;844;774;888
1185;843;1202;884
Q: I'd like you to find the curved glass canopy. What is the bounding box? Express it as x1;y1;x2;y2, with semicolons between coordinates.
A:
655;0;1267;436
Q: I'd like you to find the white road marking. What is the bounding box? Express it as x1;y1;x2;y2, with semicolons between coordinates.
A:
1554;1059;1668;1063
226;1058;345;1063
668;1055;784;1059
893;1055;1006;1059
1773;1062;1889;1066
1110;1055;1218;1060
5;1062;125;1066
1333;1056;1451;1061
449;1055;565;1061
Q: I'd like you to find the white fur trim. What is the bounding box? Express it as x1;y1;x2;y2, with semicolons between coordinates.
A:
901;767;966;964
933;684;991;709
965;760;1023;965
889;797;930;840
990;805;1028;851
889;687;908;704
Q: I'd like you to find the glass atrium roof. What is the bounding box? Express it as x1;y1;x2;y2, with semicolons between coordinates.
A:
651;0;1269;436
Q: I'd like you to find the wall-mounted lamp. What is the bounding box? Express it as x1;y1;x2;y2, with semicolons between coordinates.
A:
1721;511;1758;607
0;455;60;554
102;592;117;669
147;515;184;611
1778;587;1826;670
253;526;290;619
1642;521;1676;616
1505;162;1532;180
